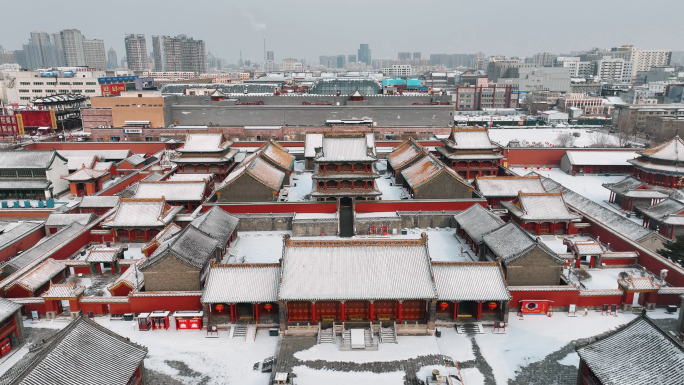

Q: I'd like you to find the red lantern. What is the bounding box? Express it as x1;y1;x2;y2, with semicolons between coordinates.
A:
264;303;273;312
215;304;225;313
488;302;497;310
440;302;449;310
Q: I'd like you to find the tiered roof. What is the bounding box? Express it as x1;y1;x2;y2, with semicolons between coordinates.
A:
132;181;206;202
386;137;427;171
576;314;684;385
258;139;295;172
502;192;581;222
482;222;562;263
278;235;436;301
453;204;505;244
0;315;147;385
140;226;219;271
202;264;280;304
101;198;182;228
314;134;376;162
436;128;503;160
474;175;546;198
637;136;684;162
401;154;472;191
431;262;510;301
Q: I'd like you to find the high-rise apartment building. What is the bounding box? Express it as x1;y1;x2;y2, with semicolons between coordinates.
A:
337;55;346;69
319;55;337;68
282;58;298;71
596;56;633;83
413;52;421;60
532;52;557;66
83;39;106;69
22;31;58;69
347;54;356;63
124;34;148;71
54;29;86;66
107;47;118;69
358;44;371;66
266;51;274;61
398;52;411;60
152;35;206;73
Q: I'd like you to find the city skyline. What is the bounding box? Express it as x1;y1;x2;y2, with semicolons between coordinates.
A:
0;0;682;66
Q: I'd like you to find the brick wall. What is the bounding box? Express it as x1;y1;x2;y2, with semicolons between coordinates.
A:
141;255;201;291
216;176;277;203
505;247;564;286
413;174;472;200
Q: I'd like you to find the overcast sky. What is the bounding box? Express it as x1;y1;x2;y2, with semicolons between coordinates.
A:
1;0;682;64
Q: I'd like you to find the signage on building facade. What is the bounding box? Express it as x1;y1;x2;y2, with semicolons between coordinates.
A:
123;128;143;134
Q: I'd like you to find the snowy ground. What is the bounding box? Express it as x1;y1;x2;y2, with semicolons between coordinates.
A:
295;335;441;363
576;267;642;290
537;234;594;254
293;366;405;385
13;317;278;385
489;128;629;148
223;231;289;263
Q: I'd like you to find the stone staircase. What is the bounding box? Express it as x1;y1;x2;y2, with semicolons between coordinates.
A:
380;326;397;343
318;327;335;344
456;323;484;334
245;323;257;342
232;322;247;339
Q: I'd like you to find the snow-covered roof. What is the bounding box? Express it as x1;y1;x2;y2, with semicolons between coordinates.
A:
576;315;684;385
61;166;109;181
564;150;637;166
541;176;655;242
0;179;51;190
386;138;426;170
475;176;546;198
401;154;472;191
482;222;549;263
107;264;144;294
304;133;323;158
217;156;285;192
5;223;85;272
141;226;219;270
432;262;510;301
0;315;147;385
167;173;213;182
178;133;231;153
40;283;86;299
502;192;580;222
444;129;498;150
602;176;649;195
5;258;64;293
639;198;684;221
58;149;132;161
66;155;96;170
572;241;605;255
171;148;238;164
189;207;239;249
618;275;660;291
623;190;669;199
132;181;206;202
121;154;148;167
315;135;376;162
78;195;120;209
45;213;96;227
101;198;181;228
453;205;504;244
259;140;294;171
202;264;280;303
638;136;684;162
0;297;21;323
86;247;123;263
278;236;437;301
0;150;64;170
0;221;43;251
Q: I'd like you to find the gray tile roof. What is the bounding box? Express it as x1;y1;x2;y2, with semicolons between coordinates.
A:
101;199;181;228
0;315;147;385
57;149;132;162
0;298;21;324
0;222;43;251
3;223;85;272
602;176;647;195
6;259;64;293
541;176;656;241
315;136;376;162
446;129;499;150
576;314;684;385
638;198;684;221
0;150;63;170
482;222;562;264
189;207;239;249
502;193;581;222
202;264;280;304
0;180;51;190
432;262;510;301
122;154;147;167
132;181;206;202
453;205;505;244
44;213;96;227
178;133;231;153
278;237;437;301
141;226;219;270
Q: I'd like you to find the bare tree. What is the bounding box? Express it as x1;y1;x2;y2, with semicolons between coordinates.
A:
554;132;576;147
589;131;617;148
615;130;632;147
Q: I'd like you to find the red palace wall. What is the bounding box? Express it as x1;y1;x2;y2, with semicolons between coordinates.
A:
657;294;684;306
503;148;639;166
576;295;623;308
0;226;45;263
509;288;579;309
79;300;132;315
355;200;484;213
96;171;149;197
128;294;202;313
71;266;92;275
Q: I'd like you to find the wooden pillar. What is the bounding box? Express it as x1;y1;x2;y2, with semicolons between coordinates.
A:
535;222;540;235
397;301;403;324
369;300;375;322
476;301;482;321
254;303;259;323
230;303;235;323
127;229;131;243
453;301;458;321
340;301;345;322
311;301;316;325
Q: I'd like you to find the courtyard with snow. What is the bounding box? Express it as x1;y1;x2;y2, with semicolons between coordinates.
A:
5;308;678;384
